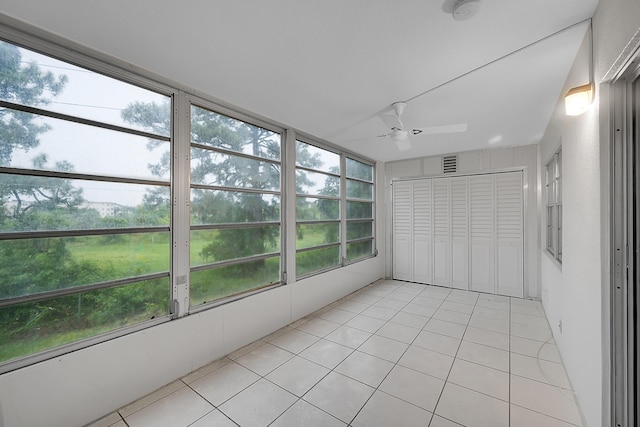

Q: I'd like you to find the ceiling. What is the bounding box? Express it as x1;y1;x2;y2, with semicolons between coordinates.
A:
0;0;599;162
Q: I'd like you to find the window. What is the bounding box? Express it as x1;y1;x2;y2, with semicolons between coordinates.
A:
295;141;341;277
189;105;282;306
295;142;376;278
546;149;562;262
0;32;376;371
346;157;375;262
0;40;172;365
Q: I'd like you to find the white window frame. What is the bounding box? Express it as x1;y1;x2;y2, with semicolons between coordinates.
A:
546;148;562;263
0;23;377;373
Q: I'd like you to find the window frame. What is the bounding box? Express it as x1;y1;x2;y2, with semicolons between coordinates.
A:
294;140;343;278
294;140;376;279
0;35;176;373
0;24;377;373
545;148;562;263
345;156;376;264
187;101;285;311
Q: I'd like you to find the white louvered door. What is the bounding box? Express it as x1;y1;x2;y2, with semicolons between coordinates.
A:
496;172;524;297
469;175;495;294
450;177;469;290
392;180;412;281
413;180;433;283
392;172;523;297
433;178;451;287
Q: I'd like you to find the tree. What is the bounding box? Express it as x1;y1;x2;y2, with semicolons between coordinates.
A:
0;41;171;362
122;102;322;279
0;41;67;166
0;41;98;340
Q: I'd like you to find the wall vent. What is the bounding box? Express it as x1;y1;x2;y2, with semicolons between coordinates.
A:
442;155;457;173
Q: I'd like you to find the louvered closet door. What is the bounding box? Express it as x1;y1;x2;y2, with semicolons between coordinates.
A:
450;177;469;290
393;180;412;281
433;178;451;287
413;179;433;283
496;172;524;297
469;175;495;293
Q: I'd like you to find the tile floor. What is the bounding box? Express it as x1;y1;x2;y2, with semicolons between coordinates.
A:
89;280;584;427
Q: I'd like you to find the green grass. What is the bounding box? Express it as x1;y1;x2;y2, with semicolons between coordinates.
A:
2;228;333;364
0;322;125;363
67;234;170;277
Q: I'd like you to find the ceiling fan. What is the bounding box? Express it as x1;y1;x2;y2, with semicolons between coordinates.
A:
378;102;468;151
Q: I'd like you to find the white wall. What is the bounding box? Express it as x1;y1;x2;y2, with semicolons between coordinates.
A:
539;1;640;426
0;170;385;427
384;145;539;298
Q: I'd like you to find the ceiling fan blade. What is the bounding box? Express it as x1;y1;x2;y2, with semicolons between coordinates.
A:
415;123;468;135
395;137;412;151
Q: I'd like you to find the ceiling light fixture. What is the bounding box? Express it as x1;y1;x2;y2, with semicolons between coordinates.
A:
452;0;481;21
565;20;594;116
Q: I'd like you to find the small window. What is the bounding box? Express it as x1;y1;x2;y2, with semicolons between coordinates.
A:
345;158;374;262
546;149;562;263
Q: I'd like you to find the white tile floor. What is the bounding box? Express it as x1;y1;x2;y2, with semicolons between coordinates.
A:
89;280;584;427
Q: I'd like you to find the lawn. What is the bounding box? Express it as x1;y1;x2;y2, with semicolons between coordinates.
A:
1;226;332;363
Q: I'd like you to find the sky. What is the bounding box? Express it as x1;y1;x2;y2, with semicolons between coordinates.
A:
5;42;341;207
8;45;169;206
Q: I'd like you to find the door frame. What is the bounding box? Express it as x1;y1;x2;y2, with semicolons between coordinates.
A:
610;47;640;427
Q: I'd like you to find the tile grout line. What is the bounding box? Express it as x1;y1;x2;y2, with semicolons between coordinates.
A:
428;288;480;427
509;296;513;426
344;284;429;426
269;284;397;426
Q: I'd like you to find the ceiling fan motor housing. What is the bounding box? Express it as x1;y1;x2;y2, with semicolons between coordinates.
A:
390;129;409;142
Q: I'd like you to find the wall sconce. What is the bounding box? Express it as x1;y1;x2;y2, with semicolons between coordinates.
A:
565;82;594;116
564;21;594;116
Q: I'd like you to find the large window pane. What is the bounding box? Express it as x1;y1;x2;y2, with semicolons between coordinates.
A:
191;190;280;225
295;142;374;278
190;226;280;266
191;147;280;190
191;106;280;161
2;109;170;181
0;278;169;364
0;38;173;368
190;104;282;304
296;141;340;173
296;223;340;249
0;175;169;232
296;246;341;277
190;257;280;306
1;42;170;136
0;232;169;300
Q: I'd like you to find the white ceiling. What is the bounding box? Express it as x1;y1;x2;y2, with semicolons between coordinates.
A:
0;0;598;162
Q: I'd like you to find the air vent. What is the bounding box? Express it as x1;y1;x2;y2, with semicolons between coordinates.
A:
443;155;457;173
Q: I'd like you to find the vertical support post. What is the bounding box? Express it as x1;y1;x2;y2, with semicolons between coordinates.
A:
171;92;191;317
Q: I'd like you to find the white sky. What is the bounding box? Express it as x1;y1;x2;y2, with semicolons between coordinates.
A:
8;46;168;206
6;44;341;206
